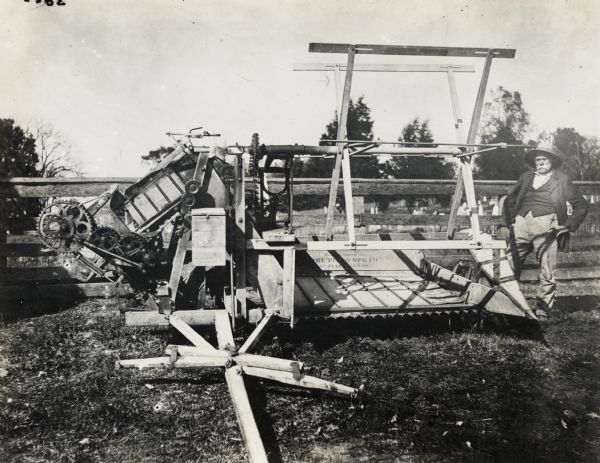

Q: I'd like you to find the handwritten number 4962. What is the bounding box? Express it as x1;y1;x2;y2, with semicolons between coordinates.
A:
25;0;67;5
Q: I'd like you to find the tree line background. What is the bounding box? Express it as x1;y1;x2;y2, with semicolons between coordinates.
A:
2;86;600;217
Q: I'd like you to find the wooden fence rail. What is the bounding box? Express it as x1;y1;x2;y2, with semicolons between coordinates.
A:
1;177;600;304
3;177;600;198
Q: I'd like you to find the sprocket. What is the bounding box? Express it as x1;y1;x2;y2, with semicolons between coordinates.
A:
38;200;95;253
89;227;121;252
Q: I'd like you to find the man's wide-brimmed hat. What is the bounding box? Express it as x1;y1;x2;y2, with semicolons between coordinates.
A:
525;144;563;168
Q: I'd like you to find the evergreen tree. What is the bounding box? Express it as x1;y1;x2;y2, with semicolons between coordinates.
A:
381;118;454;212
382;118;453;180
294;96;379;179
0;119;43;221
293;96;380;209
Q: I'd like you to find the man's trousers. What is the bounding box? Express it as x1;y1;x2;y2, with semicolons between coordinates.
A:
507;212;558;309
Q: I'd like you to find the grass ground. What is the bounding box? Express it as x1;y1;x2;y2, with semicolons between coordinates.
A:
0;297;599;463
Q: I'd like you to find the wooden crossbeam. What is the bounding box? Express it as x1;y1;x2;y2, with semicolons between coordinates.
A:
309;43;516;58
169;315;216;351
166;345;304;374
215;310;236;351
166;345;304;375
238;313;276;354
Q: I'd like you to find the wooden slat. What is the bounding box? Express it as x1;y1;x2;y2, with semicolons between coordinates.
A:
347;278;406;308
295;277;334;309
313;276;368;310
317;277;385;309
293;282;312;308
125;309;216;327
364;277;434;306
308;43;516;59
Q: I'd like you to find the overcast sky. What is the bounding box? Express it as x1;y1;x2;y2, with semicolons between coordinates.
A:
1;0;599;176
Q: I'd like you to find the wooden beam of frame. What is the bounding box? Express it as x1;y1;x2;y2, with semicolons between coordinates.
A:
304;239;507;251
447;50;496;239
294;63;475;73
309;43;516;59
324;45;356;239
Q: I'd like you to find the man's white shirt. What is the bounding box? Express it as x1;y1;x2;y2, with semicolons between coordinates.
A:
532;171;553;189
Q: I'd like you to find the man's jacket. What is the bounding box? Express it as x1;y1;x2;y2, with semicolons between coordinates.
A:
504;170;589;232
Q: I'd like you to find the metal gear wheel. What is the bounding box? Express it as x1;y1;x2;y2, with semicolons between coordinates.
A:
89;227;121;252
38;200;95;253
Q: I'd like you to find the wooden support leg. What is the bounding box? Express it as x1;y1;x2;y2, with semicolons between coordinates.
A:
282;247;296;326
447;50;495;239
460;157;481;241
242;366;358;397
117;356;227;369
225;366;269;463
215;311;269;463
233;154;247;324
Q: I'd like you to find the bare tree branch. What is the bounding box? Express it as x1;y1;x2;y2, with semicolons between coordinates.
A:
29;121;83;177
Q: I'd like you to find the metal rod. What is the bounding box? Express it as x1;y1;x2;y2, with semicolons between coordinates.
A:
321;139;525;148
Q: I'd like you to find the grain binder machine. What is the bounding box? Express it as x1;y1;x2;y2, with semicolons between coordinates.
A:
37;44;537;462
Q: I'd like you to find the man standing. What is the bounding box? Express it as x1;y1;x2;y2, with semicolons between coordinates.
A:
504;145;588;320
